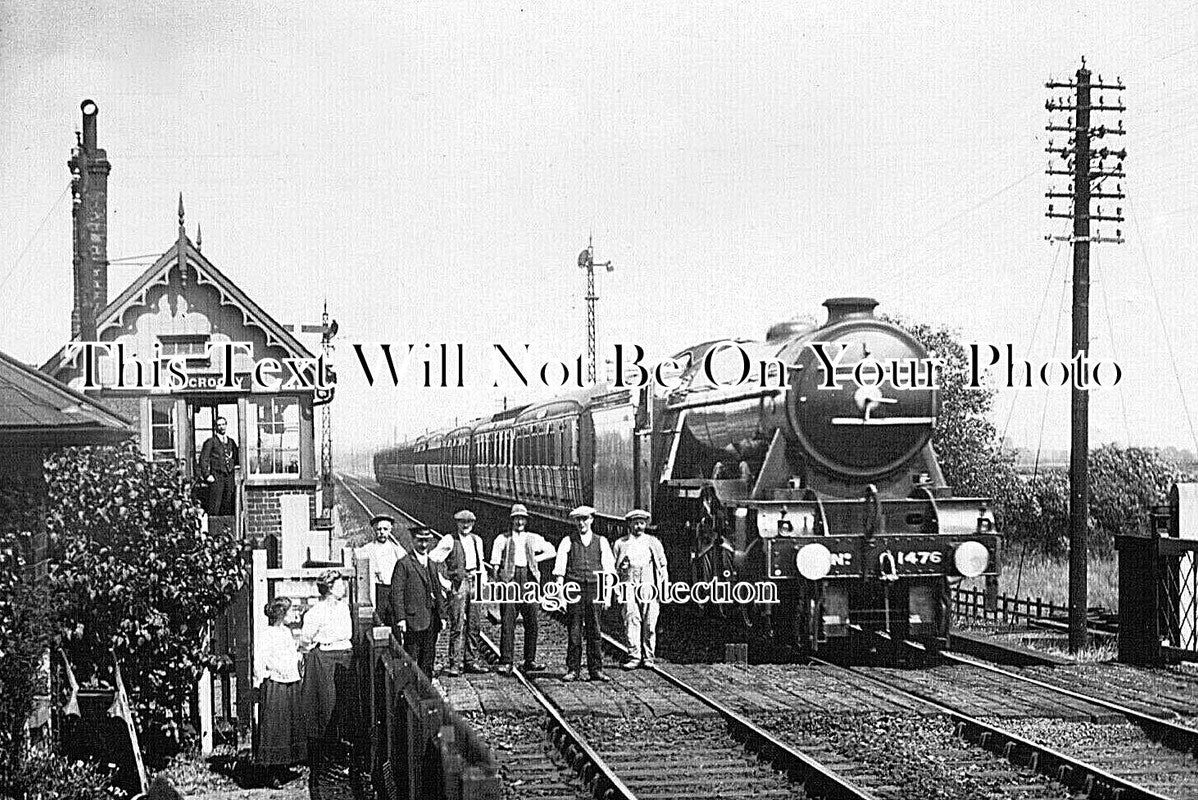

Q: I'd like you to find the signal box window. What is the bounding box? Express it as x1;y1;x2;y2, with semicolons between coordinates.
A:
250;398;300;476
150;399;176;463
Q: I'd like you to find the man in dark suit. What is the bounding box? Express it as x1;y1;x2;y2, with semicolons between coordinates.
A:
389;527;446;678
199;416;239;516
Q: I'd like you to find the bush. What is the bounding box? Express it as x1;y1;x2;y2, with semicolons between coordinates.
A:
5;744;117;800
46;441;246;760
0;478;53;783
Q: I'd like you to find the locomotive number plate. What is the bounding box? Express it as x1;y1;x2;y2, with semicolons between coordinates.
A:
894;550;942;565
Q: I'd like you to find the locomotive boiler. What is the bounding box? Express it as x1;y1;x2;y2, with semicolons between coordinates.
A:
375;297;999;650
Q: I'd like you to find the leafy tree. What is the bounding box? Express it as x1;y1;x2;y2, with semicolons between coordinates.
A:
885;318;1177;558
0;479;51;785
1088;443;1177;554
46;441;246;759
883;316;1017;499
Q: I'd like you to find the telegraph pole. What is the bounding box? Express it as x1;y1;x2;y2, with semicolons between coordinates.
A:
1045;59;1126;652
577;236;613;384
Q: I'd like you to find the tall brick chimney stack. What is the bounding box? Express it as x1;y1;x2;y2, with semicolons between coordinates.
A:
68;99;110;341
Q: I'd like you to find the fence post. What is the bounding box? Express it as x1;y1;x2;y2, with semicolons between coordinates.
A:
984;575;998;615
197;667;214;756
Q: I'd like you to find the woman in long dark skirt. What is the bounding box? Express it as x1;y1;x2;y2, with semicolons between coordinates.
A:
256;597;305;786
299;570;353;744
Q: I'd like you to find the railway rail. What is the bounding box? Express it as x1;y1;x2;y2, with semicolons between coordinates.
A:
337;474;1198;799
338;473;876;799
831;627;1198;799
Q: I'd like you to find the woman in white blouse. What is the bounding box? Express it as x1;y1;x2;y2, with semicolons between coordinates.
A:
298;570;353;742
256;597;305;785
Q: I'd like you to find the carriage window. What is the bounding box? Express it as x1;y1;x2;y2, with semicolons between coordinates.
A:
249;397;300;476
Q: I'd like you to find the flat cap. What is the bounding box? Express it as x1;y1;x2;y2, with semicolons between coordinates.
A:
411;526;437;539
510;503;529;518
568;505;596;519
453;509;477;523
624;509;651;521
370;514;396;526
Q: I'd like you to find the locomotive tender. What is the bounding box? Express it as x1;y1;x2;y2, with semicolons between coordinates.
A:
374;298;999;649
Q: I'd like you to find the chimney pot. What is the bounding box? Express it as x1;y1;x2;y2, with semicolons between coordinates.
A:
822;297;879;325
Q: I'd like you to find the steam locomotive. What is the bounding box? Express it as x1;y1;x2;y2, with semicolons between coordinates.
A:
374;298;999;649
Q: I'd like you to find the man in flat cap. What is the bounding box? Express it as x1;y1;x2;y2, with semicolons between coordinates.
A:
614;509;668;668
430;509;488;676
389;527;446;678
358;514;406;626
489;504;556;675
553;505;616;681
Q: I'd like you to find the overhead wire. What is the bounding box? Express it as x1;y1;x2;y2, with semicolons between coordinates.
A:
1001;240;1064;445
1092;246;1134;445
1124;188;1198;454
0;182;71;297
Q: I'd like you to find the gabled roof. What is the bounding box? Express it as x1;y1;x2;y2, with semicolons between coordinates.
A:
0;348;131;443
43;234;314;375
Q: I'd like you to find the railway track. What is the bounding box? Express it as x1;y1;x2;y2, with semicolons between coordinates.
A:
831;628;1198;799
338;473;876;798
338;474;1198;799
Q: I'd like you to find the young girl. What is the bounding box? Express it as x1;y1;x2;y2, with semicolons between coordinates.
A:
256;597;305;785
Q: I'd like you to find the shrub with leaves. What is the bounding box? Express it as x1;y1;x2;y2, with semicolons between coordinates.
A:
5;744;117;800
0;479;52;783
46;440;246;759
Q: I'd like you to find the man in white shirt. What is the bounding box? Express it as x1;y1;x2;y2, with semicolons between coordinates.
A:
429;509;488;676
553;505;616;682
613;509;669;668
489;503;556;675
358;514;406;626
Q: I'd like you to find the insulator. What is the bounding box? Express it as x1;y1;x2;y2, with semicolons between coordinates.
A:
1116;207;1122;216
1117;229;1122;238
1048;204;1054;213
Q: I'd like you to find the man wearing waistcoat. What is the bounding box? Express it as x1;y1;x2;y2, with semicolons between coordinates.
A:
489;504;556;675
390;527;446;678
199;416;239;516
613;509;669;668
553;505;616;682
429;509;488;676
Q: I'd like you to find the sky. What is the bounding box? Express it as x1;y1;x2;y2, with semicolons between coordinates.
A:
2;2;1197;462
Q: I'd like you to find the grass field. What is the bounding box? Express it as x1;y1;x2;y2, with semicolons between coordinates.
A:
962;552;1119;611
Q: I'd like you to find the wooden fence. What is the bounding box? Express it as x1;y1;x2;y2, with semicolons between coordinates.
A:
951;584;1066;625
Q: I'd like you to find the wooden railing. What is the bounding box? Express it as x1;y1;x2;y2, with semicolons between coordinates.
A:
364;628;499;800
951;584;1067;624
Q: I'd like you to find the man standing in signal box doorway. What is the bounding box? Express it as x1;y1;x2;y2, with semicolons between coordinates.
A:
199;416;239;516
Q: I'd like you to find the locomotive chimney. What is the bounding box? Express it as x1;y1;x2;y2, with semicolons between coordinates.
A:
823;297;878;325
69;99;110;341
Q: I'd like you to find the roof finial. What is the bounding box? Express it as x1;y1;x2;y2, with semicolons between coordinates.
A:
196;223;202;252
178;193;185;231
